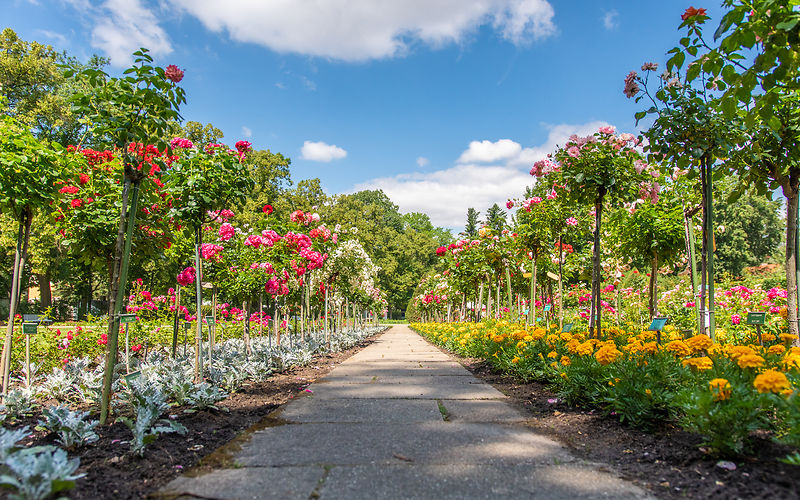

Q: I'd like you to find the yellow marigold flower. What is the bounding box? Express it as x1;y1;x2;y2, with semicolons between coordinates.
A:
664;340;691;357
547;350;558;359
727;345;756;360
780;333;799;344
560;355;571;366
783;353;800;370
645;389;652;397
566;339;580;353
595;345;622;365
560;372;567;379
523;335;533;342
753;370;791;394
511;356;521;364
709;378;731;402
550;361;558;368
682;356;713;372
736;353;765;369
762;333;776;342
575;341;594;356
640;341;658;355
686;334;713;353
560;332;573;342
546;334;559;345
790;347;800;355
516;340;527;350
512;330;527;340
530;329;546;340
768;345;786;356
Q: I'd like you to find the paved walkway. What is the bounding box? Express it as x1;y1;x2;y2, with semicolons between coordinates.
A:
160;326;650;499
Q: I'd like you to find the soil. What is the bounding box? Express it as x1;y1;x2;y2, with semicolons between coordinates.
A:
5;333;381;500
458;356;800;500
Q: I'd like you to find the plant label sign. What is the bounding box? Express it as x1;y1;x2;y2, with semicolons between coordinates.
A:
746;312;766;326
562;322;573;333
205;316;216;325
543;304;551;312
546;271;560;281
22;323;37;335
23;314;40;323
648;317;668;332
119;313;137;324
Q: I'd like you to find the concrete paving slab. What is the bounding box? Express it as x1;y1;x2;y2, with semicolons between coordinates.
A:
237;422;575;466
319;374;484;385
326;363;473;377
158;466;324;500
306;382;505;399
439;399;528;423
275;398;443;423
318;463;650;500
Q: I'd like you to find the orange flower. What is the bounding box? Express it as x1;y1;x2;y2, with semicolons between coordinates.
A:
709;378;731;401
753;370;791;394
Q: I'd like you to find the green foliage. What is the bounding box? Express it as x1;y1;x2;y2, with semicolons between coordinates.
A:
463;208;480;238
484;203;506;234
677;377;771;457
0;445;84;500
602;352;687;430
37;405;99;450
118;379;187;456
714;183;782;277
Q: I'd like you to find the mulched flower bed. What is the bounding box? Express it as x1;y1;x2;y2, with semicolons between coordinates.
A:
459;357;799;500
7;335;379;499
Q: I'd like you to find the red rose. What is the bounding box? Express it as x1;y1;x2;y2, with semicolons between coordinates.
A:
263;204;274;214
164;64;184;83
681;6;707;21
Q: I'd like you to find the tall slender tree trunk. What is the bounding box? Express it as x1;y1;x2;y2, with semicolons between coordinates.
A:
649;251;659;319
193;225;204;382
784;178;800;340
592;189;605;339
1;209;33;394
101;176;141;423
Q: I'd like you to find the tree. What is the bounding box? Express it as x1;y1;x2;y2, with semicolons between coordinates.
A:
323;190;442;317
464;208;480;238
69;48;186;423
0;109;75;393
609;190;686;319
663;3;800;337
538;127;661;337
484;203;506;234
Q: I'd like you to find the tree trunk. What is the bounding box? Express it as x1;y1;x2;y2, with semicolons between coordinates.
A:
558;234;564;330
649;251;659;319
1;209;33;394
785;176;800;340
532;254;538;327
702;155;716;340
36;272;52;309
592;189;605;339
100;177;140;424
193;225;203;382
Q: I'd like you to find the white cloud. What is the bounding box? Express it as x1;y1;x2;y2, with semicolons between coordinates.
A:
64;0;173;66
416;156;430;167
241;126;252;138
166;0;556;61
353;121;610;229
457;139;522;163
603;10;619;30
301;141;348;162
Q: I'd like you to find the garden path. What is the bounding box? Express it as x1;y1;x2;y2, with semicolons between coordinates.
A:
158;325;650;499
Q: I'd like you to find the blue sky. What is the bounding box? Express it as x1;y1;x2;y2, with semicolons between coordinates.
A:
6;0;725;229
